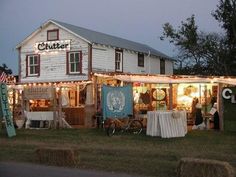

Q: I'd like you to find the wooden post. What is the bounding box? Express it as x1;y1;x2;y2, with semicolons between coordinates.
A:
12;88;16;120
217;83;224;131
85;84;93;105
76;85;80;106
148;83;153;111
199;84;202;104
169;83;173;110
20;89;25;113
94;76;98;111
58;87;63;128
23;90;30;112
204;85;207;115
88;44;92;80
52;87;57;129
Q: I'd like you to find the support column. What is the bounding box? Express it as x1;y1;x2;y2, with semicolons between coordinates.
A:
58;87;63;128
52;87;57;129
94;76;98;111
85;84;94;105
217;83;224;131
169;83;173;110
148;84;153;111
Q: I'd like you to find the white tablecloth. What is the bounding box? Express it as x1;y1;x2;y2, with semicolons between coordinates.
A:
25;111;54;129
147;111;187;138
26;111;54;121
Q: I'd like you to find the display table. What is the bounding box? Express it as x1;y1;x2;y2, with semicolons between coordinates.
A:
26;111;54;121
147;111;187;138
25;111;54;128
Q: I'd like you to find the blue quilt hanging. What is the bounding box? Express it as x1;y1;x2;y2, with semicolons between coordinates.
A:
102;85;133;120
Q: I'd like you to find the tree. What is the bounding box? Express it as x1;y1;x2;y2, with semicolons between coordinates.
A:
161;0;236;76
213;0;236;45
0;63;12;75
212;0;236;75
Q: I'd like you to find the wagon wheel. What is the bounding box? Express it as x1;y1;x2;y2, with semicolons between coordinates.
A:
106;122;116;136
128;120;143;134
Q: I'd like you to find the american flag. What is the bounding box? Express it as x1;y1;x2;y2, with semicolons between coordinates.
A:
0;71;7;83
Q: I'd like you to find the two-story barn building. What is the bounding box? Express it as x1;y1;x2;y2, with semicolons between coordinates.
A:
16;19;173;127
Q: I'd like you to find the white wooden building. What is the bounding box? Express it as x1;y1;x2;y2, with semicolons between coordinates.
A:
16;19;173;84
15;19;174;127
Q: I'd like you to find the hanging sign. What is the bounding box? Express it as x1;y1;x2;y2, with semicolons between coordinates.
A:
222;87;236;131
222;88;236;103
0;83;16;137
34;40;70;53
102;85;133;120
24;86;53;100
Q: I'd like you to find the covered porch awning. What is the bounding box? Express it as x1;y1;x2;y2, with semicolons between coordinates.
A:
94;73;236;85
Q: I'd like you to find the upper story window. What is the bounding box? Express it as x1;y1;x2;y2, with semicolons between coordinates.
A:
26;54;40;76
138;53;144;67
47;29;59;41
67;51;82;74
115;50;123;72
160;59;165;74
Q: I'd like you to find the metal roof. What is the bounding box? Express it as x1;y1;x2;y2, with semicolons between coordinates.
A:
52;20;172;60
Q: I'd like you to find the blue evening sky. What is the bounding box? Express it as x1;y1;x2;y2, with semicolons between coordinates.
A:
0;0;222;74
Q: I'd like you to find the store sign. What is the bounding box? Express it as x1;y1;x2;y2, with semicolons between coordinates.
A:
222;87;236;131
35;40;70;53
24;86;53;100
0;83;16;137
222;88;236;103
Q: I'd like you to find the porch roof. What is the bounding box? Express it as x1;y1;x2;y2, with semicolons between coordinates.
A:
94;73;236;85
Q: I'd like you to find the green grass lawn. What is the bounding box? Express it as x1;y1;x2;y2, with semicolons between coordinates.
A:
0;128;236;177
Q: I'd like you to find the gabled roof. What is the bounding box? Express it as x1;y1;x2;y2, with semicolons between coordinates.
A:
16;19;173;60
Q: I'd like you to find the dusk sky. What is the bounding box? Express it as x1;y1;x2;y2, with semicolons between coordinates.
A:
0;0;222;74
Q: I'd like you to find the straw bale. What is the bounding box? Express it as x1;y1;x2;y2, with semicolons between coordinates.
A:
35;147;79;167
177;158;235;177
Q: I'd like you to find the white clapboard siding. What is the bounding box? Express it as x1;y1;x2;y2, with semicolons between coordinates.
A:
92;45;172;75
148;56;160;74
165;60;174;75
20;23;89;83
123;51;146;73
92;45;115;72
124;51;164;74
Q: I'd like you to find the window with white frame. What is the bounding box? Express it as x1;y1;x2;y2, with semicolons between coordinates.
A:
67;51;82;74
115;50;123;72
27;54;40;76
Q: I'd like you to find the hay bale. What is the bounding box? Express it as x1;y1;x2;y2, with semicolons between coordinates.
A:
177;158;235;177
35;147;79;167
